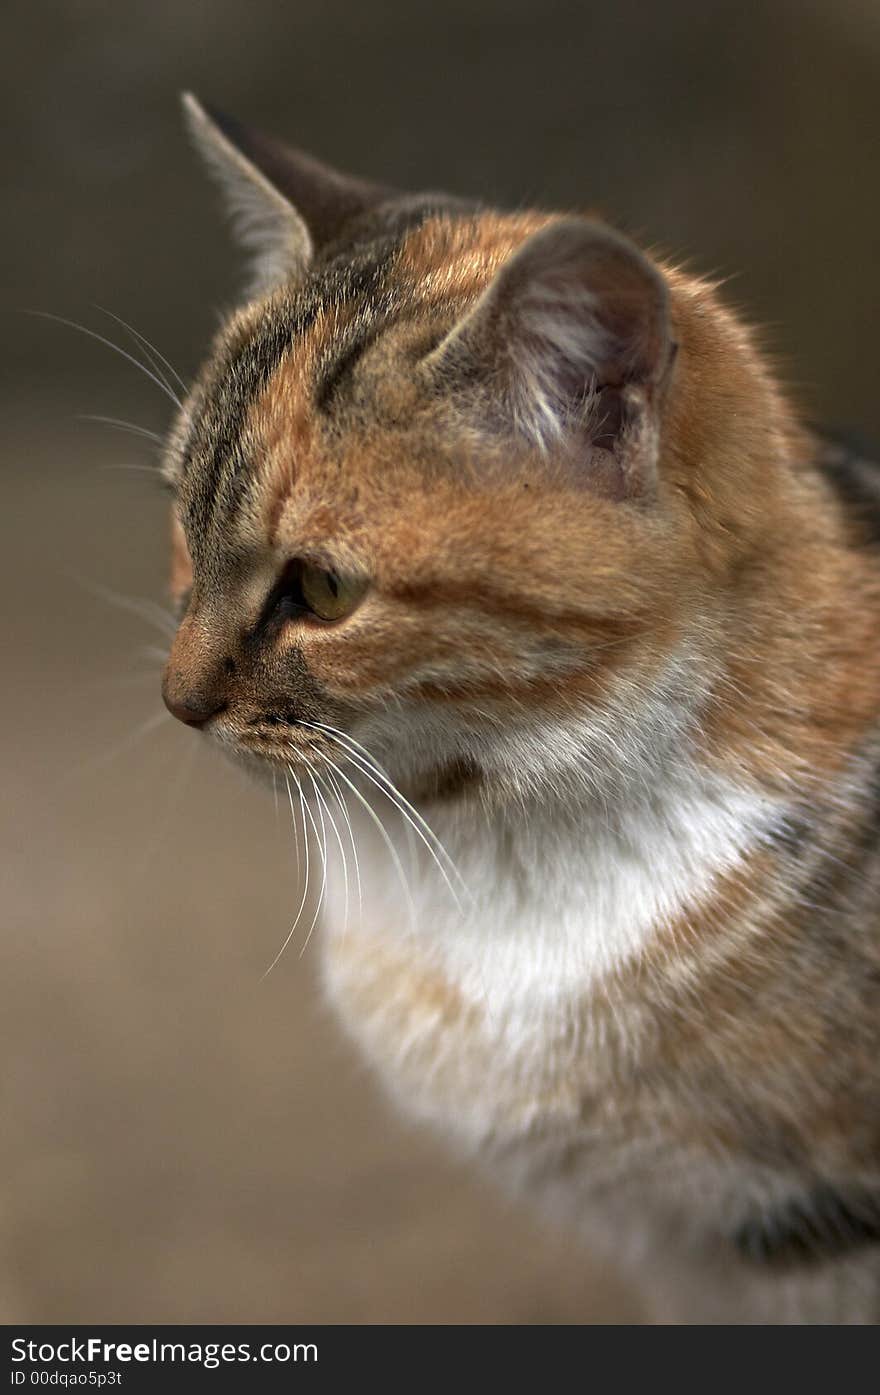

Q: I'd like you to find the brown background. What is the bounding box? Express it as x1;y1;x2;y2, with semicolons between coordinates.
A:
2;0;878;1323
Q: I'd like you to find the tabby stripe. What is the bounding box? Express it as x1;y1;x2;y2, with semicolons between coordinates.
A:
181;239;405;549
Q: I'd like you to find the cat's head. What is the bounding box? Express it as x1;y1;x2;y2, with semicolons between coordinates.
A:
161;97;784;804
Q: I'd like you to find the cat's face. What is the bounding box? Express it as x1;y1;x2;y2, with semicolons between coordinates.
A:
162;99;716;802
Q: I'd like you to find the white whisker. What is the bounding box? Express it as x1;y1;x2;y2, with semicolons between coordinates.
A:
79;415;165;447
64;708;170;784
306;720;469;900
302;722;468;911
262;770;310;979
286;768;301;878
311;751;417;932
72;575;178;638
30;310;182;410
94;304;189;398
311;769;349;939
295;756;328;958
135;643;172;665
321;760;363;926
97;463;163;477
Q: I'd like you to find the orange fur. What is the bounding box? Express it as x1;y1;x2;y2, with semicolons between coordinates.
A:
163;109;880;1318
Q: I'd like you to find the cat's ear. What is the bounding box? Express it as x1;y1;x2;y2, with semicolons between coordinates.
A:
426;218;674;499
182;93;393;293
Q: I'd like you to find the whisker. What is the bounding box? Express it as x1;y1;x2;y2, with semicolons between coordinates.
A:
302;722;468;911
79;414;164;447
136;644;172;665
321;761;363;926
28;311;182;410
282;767;301;878
71;574;178;639
311;770;350;941
262;769;311;979
93;304;189;398
295;756;328;959
97;463;162;477
309;750;417;932
63;708;170;784
305;720;469;899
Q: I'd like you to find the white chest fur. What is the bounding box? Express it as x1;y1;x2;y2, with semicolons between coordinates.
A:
317;766;779;1146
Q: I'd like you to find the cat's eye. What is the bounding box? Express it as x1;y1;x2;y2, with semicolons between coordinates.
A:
299;562;367;621
270;559;367;625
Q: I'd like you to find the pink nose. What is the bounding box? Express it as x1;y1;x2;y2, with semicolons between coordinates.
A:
162;610;234;729
162;691;226;728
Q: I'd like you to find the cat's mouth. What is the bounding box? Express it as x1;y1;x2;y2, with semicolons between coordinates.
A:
202;709;483;807
205;709;358;780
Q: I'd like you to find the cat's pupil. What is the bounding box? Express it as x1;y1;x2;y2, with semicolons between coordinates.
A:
268;559;306;621
266;560;342;623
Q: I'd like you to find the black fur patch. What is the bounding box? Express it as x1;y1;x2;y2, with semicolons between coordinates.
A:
180;245;398;551
314;319;387;414
182;310;293;545
179;195;474;554
816;434;880;548
735;1184;880;1268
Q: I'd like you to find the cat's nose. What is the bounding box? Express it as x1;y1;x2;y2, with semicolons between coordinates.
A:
163;612;234;728
162;689;226;728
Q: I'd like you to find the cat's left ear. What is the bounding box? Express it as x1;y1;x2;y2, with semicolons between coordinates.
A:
426;218;675;500
182;94;393;292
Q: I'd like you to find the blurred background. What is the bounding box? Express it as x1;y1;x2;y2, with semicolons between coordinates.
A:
2;0;878;1324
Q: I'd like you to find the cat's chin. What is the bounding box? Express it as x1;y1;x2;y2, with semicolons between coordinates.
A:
208;733;288;789
214;727;343;791
209;721;486;813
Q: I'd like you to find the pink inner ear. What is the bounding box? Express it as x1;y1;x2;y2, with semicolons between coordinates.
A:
504;218;672;397
428;217;672;465
423;217;672;502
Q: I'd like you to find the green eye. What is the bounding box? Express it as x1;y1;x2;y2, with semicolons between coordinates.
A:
299;562;367;622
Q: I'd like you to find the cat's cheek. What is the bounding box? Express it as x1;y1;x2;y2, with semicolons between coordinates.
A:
292;622;401;696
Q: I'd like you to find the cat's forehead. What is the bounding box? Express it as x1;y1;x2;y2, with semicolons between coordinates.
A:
173;211;546;564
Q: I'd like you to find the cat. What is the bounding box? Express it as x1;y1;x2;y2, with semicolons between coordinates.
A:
159;94;880;1323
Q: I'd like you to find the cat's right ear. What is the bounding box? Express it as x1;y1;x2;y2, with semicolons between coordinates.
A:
182;94;393;293
425;218;674;500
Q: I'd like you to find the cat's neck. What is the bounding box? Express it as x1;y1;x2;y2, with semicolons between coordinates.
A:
323;753;784;1015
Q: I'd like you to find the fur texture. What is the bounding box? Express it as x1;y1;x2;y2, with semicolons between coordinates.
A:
161;98;880;1322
